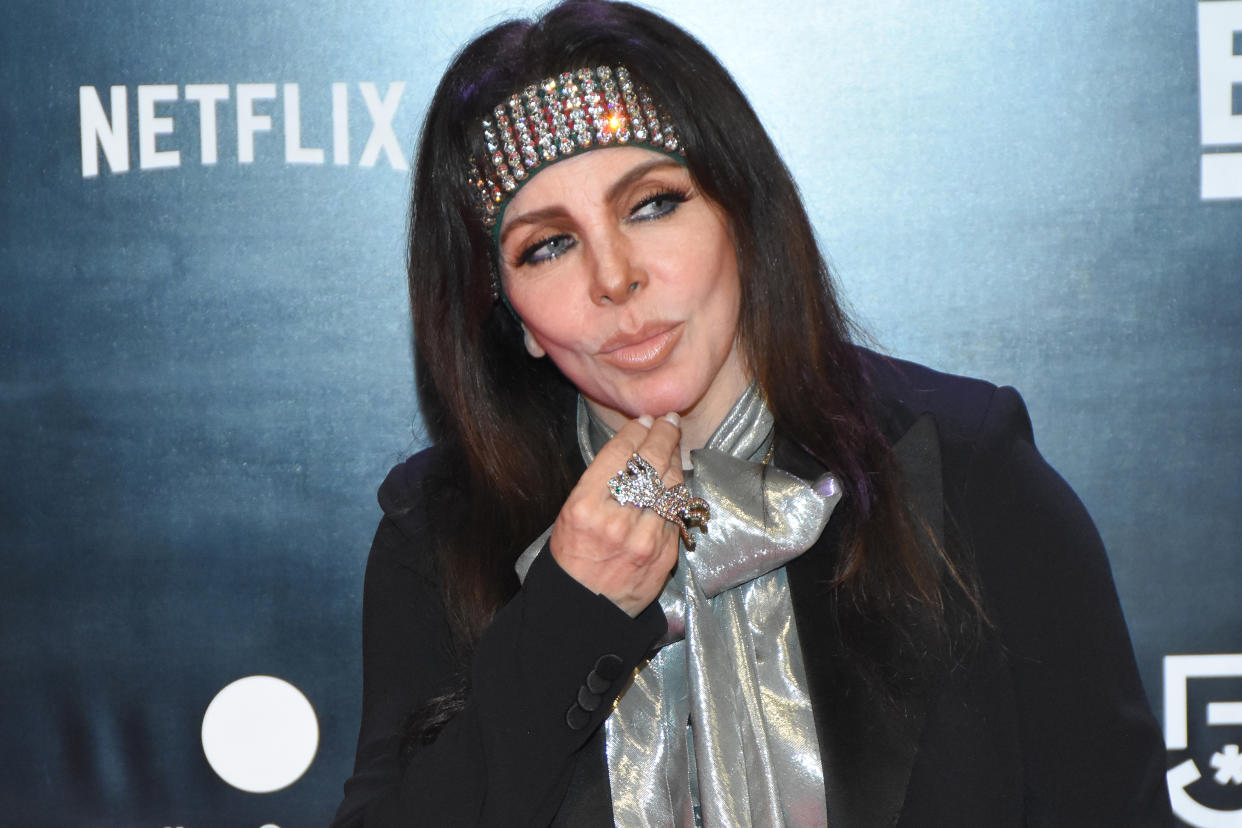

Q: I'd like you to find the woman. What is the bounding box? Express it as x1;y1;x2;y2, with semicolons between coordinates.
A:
333;1;1171;825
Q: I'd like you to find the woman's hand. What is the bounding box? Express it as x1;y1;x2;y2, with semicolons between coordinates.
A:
549;412;683;617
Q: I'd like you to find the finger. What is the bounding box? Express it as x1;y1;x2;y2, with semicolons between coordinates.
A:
637;412;683;482
590;414;655;474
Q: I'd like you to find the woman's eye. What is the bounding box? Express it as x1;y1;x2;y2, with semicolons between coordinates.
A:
517;233;576;266
629;190;689;222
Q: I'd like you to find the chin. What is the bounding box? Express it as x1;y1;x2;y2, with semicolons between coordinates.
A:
618;381;705;420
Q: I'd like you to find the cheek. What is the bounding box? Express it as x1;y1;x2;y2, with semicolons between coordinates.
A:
683;237;741;320
505;281;590;359
503;271;553;332
668;217;737;294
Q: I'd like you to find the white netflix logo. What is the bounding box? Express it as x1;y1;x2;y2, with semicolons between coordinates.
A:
1199;1;1242;199
79;82;408;177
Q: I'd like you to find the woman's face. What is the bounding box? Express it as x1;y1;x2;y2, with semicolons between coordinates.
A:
498;147;748;432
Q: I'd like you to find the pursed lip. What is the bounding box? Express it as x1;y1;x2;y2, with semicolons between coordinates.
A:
598;321;683;369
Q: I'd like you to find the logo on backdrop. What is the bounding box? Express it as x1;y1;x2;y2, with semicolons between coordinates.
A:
1198;1;1242;200
201;674;319;794
79;82;409;177
1165;654;1242;827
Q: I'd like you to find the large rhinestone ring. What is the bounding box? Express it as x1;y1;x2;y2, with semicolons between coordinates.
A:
608;453;711;549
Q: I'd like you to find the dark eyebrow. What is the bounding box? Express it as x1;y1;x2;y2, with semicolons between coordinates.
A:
498;156;685;245
603;156;684;203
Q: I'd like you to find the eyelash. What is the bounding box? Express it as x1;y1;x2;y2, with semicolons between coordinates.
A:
628;187;691;221
516;233;574;266
514;187;692;267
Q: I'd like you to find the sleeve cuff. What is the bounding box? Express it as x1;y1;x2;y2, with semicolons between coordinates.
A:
471;544;667;748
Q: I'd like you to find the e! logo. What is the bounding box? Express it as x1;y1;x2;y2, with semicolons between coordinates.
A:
1165;654;1242;827
1198;1;1242;199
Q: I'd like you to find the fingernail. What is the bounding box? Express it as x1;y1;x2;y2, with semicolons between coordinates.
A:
637;414;654;427
663;412;680;427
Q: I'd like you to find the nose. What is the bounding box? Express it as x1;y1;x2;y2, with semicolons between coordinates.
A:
589;231;646;306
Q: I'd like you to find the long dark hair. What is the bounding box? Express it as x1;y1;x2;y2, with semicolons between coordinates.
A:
404;0;970;736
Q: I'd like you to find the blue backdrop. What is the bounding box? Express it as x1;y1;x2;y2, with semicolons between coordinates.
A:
2;1;1240;825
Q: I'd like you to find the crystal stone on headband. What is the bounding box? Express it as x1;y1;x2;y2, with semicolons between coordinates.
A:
468;65;684;228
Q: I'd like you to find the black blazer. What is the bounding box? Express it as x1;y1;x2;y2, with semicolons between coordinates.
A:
333;353;1172;827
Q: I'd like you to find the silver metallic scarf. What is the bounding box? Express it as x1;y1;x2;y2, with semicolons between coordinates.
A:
518;385;840;826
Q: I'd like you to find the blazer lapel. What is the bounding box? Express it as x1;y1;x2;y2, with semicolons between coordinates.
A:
783;413;945;828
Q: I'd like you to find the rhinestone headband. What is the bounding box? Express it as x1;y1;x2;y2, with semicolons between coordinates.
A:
468;65;685;231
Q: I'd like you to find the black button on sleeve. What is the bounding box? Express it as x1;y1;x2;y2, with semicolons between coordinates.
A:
585;670;611;695
565;703;591;731
593;653;625;681
576;686;602;712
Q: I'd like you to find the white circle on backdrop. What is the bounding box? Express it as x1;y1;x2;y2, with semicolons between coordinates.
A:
201;675;319;793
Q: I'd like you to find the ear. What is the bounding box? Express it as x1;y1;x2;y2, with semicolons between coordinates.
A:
522;324;546;358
